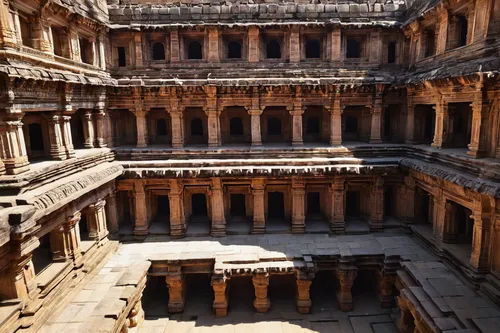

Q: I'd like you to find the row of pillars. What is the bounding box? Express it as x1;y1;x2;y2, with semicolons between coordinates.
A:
133;101;384;149
163;265;397;317
0;109;109;175
131;177;389;238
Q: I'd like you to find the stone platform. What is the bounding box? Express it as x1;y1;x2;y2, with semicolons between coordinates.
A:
34;232;500;333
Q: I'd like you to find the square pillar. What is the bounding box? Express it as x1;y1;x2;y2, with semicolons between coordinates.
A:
468;90;488;158
165;266;185;313
329;95;342;145
402;177;415;224
105;190;119;234
0;255;36;302
133;181;148;237
377;257;399;309
251;178;266;234
134;110;148;148
330;27;341;62
469;198;493;273
61;115;75;158
248;108;263;147
170;109;184;148
87;200;109;241
93;110;107;148
432;194;447;242
169;179;186;238
405;101;415;143
289;27;300;63
296;272;313;314
211;273;228;317
205;108;222;148
44;113;67;160
0;113;30;174
288;105;304;146
207;27;220;63
50;212;82;266
370;177;384;232
330;177;345;233
0;0;17;48
82;110;95;148
291;177;306;234
335;260;358;312
435;10;448;55
170;28;180;63
248;27;259;63
134;33;143;68
210;178;226;237
369;92;383;143
432;101;449;148
252;272;270;313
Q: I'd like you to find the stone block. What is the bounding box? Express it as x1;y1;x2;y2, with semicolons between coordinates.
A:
337;4;349;12
325;4;336;13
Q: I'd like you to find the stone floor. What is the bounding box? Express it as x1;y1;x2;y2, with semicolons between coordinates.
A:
35;231;499;333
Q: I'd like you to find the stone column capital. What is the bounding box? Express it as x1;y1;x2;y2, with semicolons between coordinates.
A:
89;199;106;211
247;108;263;116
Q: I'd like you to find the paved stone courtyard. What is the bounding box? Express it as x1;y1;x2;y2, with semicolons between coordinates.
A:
36;231;500;333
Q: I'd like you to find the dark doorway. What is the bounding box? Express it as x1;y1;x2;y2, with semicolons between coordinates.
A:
307;192;321;215
191;118;203;136
229;117;244;136
268;192;285;219
346;39;360;58
184;274;213;316
345;115;358;134
305;39;321;59
267;117;281;136
384;186;394;218
188;41;202;59
117;47;126;67
306;116;320;135
157;196;170;216
29;123;44;153
345;191;360;218
458;16;468;47
152;42;165;60
230;194;246;217
455;205;473;244
32;234;52;275
423;108;435;143
143;276;169;316
157;118;167;136
227;41;242;59
424;30;436;57
79;213;90;240
387;42;396;64
191;194;208;217
266;40;281;59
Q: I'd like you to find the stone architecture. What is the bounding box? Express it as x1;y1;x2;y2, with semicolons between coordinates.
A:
0;0;500;332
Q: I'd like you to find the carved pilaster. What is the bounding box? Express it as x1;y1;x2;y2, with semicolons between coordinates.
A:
135;110;148;148
44;113;67;160
252;272;270;313
328;92;342;145
210;178;226;237
370;177;384;232
377;256;400;309
289;27;300;63
291;177;306;234
330;177;345;233
204;107;222;148
335;258;357;312
251;178;266;234
248;108;263;147
134;33;143;68
248;26;259;63
169;108;184;148
87;200;109;241
165;266;185;313
133;181;148;237
0;0;16;48
82;110;95;148
61;115;75;158
50;211;83;266
94;110;107;148
106;190;119;234
432;100;449;148
330;27;341;62
405;98;415;144
0;113;30;174
169;180;186;238
432;193;447;243
296;271;314;314
467;86;487;158
469;197;493;273
207;27;220;63
369;89;383;143
211;273;228;317
288;104;304;146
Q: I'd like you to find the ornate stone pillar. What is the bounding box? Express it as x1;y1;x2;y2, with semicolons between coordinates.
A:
169;109;184;148
93;110;107;148
335;258;358;311
133;181;148;237
61;115;75;158
169;179;186;238
44;113;67;160
210;178;226;237
207;27;220;63
248;26;259;63
0;254;37;302
82;110;95;148
0;113;30;174
469;198;493;273
134;32;143;68
468;89;488;158
432;193;447;242
205;108;222;148
369;93;383;143
252;272;270;313
291;177;306;234
87;200;109;241
106;190;119;234
248;108;263;147
370;177;384;232
296;272;313;314
0;0;16;48
288;105;304;146
165;266;185;313
330;177;345;233
170;28;180;62
329;96;342;145
211;272;228;317
50;212;82;266
251;178;266;234
289;27;300;63
432;100;449;148
377;256;399;309
135;110;148;148
441;201;457;243
31;17;52;52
